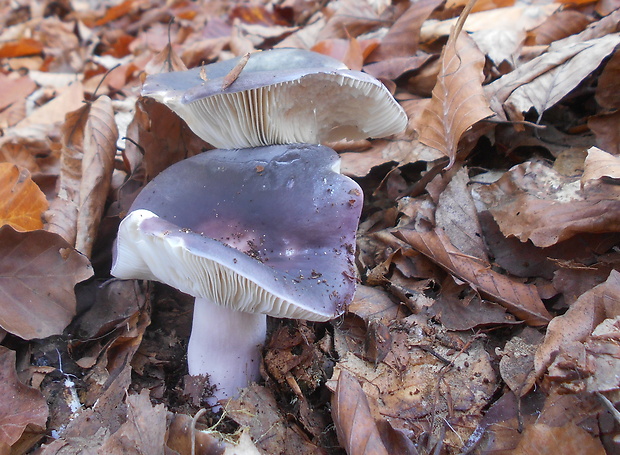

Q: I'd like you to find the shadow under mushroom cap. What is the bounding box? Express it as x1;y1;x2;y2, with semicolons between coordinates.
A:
112;144;363;321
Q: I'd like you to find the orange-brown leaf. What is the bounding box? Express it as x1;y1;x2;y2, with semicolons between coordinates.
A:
0;38;43;58
394;228;552;326
0;225;93;339
0;163;48;231
332;370;389;455
0;346;48;447
416;32;493;168
367;0;443;62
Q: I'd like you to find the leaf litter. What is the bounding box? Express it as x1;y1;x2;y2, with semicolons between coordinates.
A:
0;0;619;453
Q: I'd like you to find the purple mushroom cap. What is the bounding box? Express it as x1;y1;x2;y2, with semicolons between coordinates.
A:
141;48;407;148
112;143;362;321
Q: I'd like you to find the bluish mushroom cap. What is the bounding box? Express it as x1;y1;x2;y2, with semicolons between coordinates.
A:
111;144;363;321
142;48;408;148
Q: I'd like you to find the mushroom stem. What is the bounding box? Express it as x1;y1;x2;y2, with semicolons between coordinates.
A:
187;297;266;406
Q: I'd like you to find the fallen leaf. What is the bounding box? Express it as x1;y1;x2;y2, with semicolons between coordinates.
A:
144;42;188;75
588;111;620;155
97;389;167;455
0;38;43;58
512;423;606;455
366;0;443;63
332;370;389;455
527;10;592;46
595;47;620;110
504;33;620;121
44;96;118;257
227;384;324;455
0;163;48;231
16;81;85;128
416;32;493;168
533;269;620;380
0;74;36;112
436;166;488;261
0;225;93;339
394;228;552;325
582;147;620;185
0;346;48;449
473;160;620;247
75;96;118;257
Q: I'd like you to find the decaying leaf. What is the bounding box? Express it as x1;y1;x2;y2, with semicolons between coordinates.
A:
332;370;389;455
582;147;620;184
416;32;493;168
394;228;552;325
474;160;620;247
0;225;93;339
0;346;48;449
0;163;48;231
533;270;620;381
512;423;606;455
44;95;118;257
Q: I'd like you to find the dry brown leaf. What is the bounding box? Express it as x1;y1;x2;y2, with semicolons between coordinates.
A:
0;74;36;112
588;111;620;155
97;389;167;455
367;0;443;63
533;270;620;380
595;48;620;110
16;81;84;128
486;19;620;120
44;96;118;256
144;42;188;75
394;228;552;325
512;423;606;455
0;38;43;58
75;95;118;257
527;10;592;46
582;147;620;184
416;32;493;168
505;33;620;120
474;160;620;247
332;369;389;455
0;346;48;449
227;384;323;455
0;163;48;231
436;166;488;261
0;225;93;339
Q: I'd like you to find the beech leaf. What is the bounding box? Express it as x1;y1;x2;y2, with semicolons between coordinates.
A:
0;346;48;448
582;147;620;184
0;163;48;231
332;370;389;455
0;225;93;339
416;32;493;168
75;96;118;257
45;96;118;257
394;228;552;325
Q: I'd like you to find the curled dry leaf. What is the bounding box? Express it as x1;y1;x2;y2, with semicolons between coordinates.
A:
394;228;551;325
0;225;93;339
0;163;48;231
474;160;620;247
0;346;48;449
44;96;118;257
512;423;606;455
75;95;118;257
97;389;167;455
416;32;493;168
332;369;389;455
532;270;620;380
582;147;620;184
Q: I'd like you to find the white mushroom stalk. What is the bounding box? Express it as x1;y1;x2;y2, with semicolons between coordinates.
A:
188;298;266;405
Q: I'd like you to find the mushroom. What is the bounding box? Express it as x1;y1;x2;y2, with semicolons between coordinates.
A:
111;144;362;405
141;48;407;148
